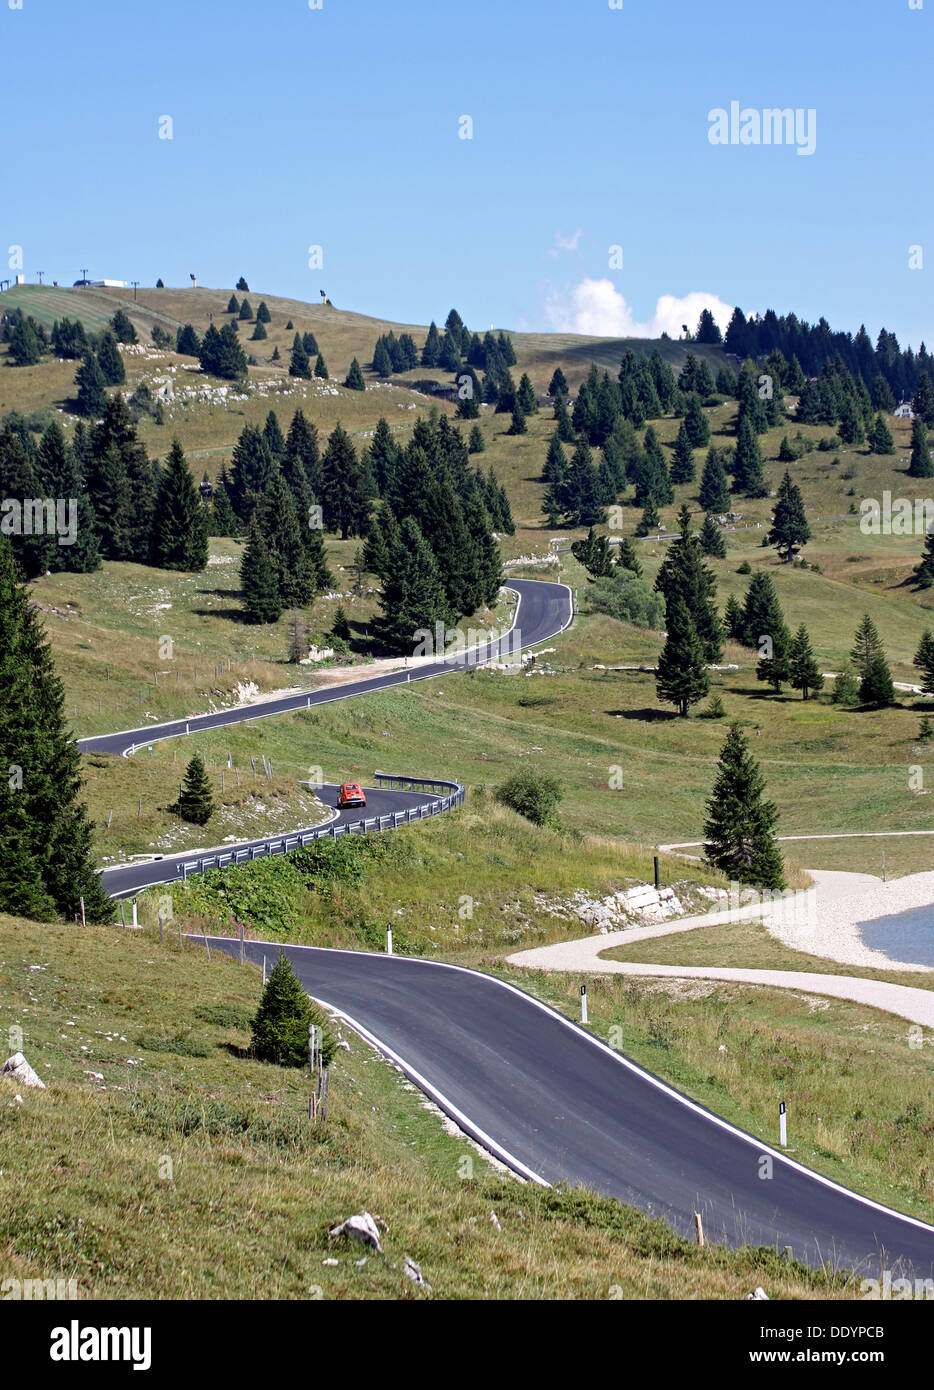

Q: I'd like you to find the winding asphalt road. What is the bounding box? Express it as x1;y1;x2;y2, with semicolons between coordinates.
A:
83;576;934;1277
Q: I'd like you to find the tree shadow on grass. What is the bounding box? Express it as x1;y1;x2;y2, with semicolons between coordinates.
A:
609;708;681;722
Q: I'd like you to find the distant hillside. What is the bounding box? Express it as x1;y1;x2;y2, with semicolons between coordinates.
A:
0;283;728;395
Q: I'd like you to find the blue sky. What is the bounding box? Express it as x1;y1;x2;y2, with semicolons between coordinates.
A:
3;0;931;347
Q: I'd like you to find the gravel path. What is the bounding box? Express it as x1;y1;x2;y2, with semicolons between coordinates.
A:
507;867;934;1026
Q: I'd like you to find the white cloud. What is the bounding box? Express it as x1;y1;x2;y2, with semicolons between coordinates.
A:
544;278;734;340
544;228;585;260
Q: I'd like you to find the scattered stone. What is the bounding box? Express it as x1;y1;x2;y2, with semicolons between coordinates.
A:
745;1287;769;1300
322;1258;339;1267
1;1052;46;1089
329;1211;383;1252
489;1211;502;1231
403;1256;430;1290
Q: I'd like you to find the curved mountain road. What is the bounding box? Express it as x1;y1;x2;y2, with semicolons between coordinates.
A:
80;577;934;1277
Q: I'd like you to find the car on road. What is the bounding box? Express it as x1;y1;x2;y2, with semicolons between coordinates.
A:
338;782;366;809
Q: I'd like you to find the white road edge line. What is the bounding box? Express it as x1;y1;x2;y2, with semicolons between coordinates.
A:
212;934;934;1240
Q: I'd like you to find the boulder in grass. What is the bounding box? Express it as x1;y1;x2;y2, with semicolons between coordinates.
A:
329;1212;382;1252
1;1053;46;1089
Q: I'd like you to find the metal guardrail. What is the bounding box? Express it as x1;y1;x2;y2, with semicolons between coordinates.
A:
173;773;466;884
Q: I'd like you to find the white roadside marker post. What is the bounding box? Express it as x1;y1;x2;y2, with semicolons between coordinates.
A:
386;925;393;955
580;983;588;1025
779;1100;787;1147
132;898;138;929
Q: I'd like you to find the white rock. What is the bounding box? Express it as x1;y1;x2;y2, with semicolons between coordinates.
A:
1;1052;46;1089
489;1211;502;1231
745;1287;769;1300
403;1256;430;1289
329;1211;383;1252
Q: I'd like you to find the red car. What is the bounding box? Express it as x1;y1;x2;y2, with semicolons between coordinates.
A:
338;782;366;809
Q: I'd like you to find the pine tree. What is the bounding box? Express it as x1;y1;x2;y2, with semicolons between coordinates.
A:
655;597;710;716
733;417;766;496
861;652;895;707
229;424;275;521
110;308;137;344
151;439;209;571
36;423;100;573
747;574;791;691
289;334;311;379
508;403;527;435
9;317;41;366
789;623;824;700
913;630;934;695
704;723;785;889
468;424;485;454
699;513;726;558
684;394;710;448
768;470;810;561
615;536;643;576
869;413;895;454
257;473;316;607
548;367;569;397
373;339;392;378
377;516;453;653
256;301;271;323
831;661;859;706
698;447;731;513
314;353;328;379
421;322;441;367
302;331;319;357
236;277;249;292
654;506;723;661
724;592;744;640
913;529;934;588
211;473;238;537
344;357;366;391
517;373;537;415
227;295;240;314
851;613;884;681
250;952;317;1067
176;323;200;356
553;392;575;443
172;752;215;825
670;421;696;483
250;320;267;340
263;410;286;461
240;517;283;623
635;495;660;536
0;539;111;920
908;418;934;478
239;298;253;321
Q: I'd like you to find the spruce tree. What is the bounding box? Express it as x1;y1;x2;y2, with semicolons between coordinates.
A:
256;301;271;323
914;528;934;588
913;630;934;695
110;308;137;344
75;353;107;418
699;513;726;558
869;413;895;454
251;952;321;1067
377;516;453;652
421;322;441;367
549;367;569;397
240;518;283;623
96;330;125;385
314;353;328;379
239;298;253;321
172;752;215;825
36;423;100;573
302;331;319;357
0;539;110;921
850;613;884;681
517;373;537;415
861;652;895;707
724;592;745;640
831;661;859;707
508;403;527;435
553;392;575;443
290;333;312;379
151;439;209;571
655;597;709;716
468;424;485;454
176;323;200;356
255;472;315;607
250;320;267;341
909;418;934;478
698;446;731;513
236;277;249;292
768;470;810;562
654;506;723;661
684;394;710;448
373;339;392;378
733;417;766;496
789;624;824;700
704;723;785;889
635;495;660;535
670;421;696;484
343;357;366;391
211;473;238;537
227;295;239;314
322;423;371;539
615;535;643;576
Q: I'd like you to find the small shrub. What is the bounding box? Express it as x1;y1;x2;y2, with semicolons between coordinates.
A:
699;695;726;719
495;768;563;828
251;952;335;1068
737;560;752;575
